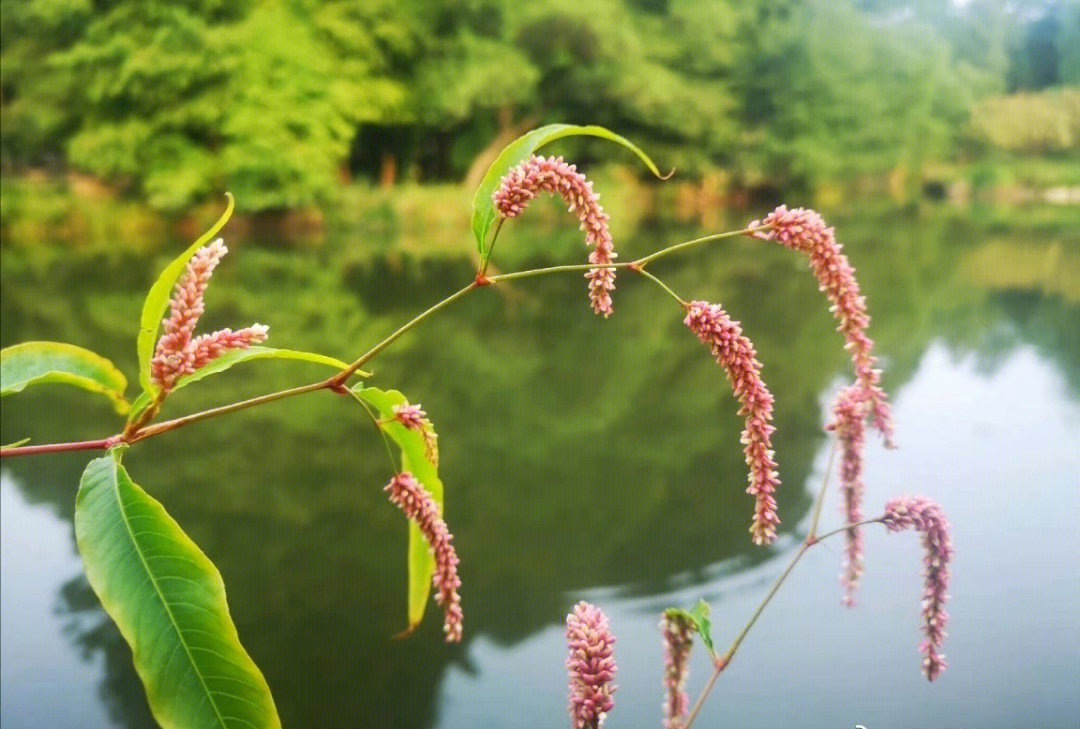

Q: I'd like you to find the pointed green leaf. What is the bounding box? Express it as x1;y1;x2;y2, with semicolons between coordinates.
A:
125;349;364;427
350;386;442;632
2;342;129;413
471;124;668;260
2;437;31;448
171;347;353;390
75;454;281;729
665;599;716;658
137;194;234;396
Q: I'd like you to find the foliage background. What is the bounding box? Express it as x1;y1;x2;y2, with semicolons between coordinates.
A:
3;0;1079;215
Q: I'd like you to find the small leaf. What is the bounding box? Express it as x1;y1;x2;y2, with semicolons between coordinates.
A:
471;124;668;260
126;391;154;427
666;599;717;658
1;342;129;413
171;347;352;390
75;454;281;729
351;386;443;633
2;437;31;448
137;193;234;396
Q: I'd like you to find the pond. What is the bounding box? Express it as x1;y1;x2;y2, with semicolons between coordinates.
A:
2;202;1078;728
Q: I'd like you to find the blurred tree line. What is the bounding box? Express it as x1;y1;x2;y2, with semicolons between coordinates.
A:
2;0;1078;211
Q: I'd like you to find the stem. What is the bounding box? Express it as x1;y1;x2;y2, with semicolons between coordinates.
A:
347;389;401;474
123;391;164;438
332;282;478;384
2;224;765;459
488;226;770;285
128;380;330;443
683;429;875;729
637;225;769;266
683;511;888;729
682;541;803;729
807;439;839;539
487;261;637;283
1;437;117;458
814;517;884;543
634;267;686;306
479;218;505;277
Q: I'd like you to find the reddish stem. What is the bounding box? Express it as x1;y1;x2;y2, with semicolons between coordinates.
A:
1;437;118;458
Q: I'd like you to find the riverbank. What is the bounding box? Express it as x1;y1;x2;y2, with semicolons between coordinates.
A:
2;162;1078;265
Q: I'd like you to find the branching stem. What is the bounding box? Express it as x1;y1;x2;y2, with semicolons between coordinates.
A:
1;222;768;459
683;439;884;729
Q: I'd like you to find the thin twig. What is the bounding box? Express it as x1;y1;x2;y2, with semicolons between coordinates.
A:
683;428;877;729
637;225;768;266
634;267;687;306
684;514;885;729
807;439;839;539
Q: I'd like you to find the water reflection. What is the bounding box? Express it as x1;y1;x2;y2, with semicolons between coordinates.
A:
1;208;1078;728
1;474;115;729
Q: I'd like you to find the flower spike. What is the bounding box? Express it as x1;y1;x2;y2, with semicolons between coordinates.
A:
749;206;894;445
684;301;780;545
384;472;463;642
660;612;695;729
882;495;953;681
151;239;268;391
828;385;869;606
566;601;617;729
494;155;617;317
392;402;439;466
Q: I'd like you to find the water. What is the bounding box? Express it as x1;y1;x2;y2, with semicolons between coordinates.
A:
2;205;1078;728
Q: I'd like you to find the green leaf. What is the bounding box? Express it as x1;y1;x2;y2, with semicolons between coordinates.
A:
75;454;280;729
137;193;234;396
1;342;129;414
471;124;668;260
350;385;443;633
666;599;717;658
171;347;351;390
125;348;361;426
2;437;31;448
126;391;154;427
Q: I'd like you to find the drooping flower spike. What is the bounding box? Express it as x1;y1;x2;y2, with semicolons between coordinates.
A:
882;495;953;681
151;239;268;391
660;611;696;729
827;384;869;606
494;155;617;317
566;601;617;729
684;301;781;545
384;472;463;642
392;402;440;466
748;206;894;445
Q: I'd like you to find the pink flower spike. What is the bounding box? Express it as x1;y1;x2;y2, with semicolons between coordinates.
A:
660;612;695;729
188;325;268;370
392;402;440;466
827;384;869;606
748;206;894;445
684;300;781;545
882;495;953;681
566;601;617;729
150;238;271;392
384;472;463;642
494;155;617;317
151;239;228;390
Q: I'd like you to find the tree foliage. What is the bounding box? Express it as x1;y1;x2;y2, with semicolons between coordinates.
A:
1;0;1072;211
